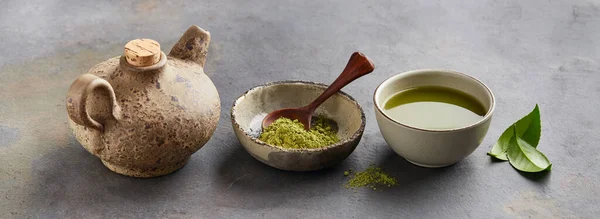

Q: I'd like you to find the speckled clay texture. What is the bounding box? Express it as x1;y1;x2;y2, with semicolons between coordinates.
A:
66;26;221;178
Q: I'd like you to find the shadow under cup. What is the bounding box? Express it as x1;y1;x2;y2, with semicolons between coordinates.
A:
373;69;495;168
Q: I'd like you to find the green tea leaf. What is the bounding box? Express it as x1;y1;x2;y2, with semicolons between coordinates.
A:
488;127;511;160
517;104;541;147
507;126;551;172
488;105;542;160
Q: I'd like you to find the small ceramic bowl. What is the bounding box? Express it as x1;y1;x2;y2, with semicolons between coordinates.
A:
231;81;365;171
374;69;495;168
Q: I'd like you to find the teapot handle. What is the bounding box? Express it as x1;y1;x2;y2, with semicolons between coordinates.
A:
169;25;211;67
66;74;121;131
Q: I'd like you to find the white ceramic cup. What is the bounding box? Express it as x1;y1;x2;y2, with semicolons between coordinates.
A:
373;69;495;168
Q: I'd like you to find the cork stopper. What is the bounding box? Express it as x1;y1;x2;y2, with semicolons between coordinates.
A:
124;39;161;67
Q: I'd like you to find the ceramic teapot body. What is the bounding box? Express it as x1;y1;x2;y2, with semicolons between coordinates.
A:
66;26;220;177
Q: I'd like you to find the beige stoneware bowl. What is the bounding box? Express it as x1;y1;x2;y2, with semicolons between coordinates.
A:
374;69;495;168
231;81;366;171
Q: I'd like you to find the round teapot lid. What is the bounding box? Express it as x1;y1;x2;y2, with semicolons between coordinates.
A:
124;39;161;67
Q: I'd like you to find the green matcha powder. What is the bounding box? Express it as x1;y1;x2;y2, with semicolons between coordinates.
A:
259;118;395;190
345;166;397;190
259;117;340;149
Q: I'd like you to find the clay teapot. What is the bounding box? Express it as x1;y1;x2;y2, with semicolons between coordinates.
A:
66;25;220;178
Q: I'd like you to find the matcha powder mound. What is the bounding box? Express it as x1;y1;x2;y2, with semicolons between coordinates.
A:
345;166;397;190
259;117;339;149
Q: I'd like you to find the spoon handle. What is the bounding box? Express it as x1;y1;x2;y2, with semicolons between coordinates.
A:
306;52;375;112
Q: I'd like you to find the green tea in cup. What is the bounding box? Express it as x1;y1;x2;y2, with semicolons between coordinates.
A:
383;86;486;130
373;69;495;167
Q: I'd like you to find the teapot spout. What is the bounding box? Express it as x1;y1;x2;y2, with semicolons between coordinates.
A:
169;25;211;67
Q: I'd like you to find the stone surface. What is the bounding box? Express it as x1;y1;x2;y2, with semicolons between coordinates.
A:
0;0;599;218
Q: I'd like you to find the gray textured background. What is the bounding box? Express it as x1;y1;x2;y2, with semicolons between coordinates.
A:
1;0;599;218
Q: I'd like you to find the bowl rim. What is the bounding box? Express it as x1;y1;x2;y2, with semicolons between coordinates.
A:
373;69;496;133
231;80;366;152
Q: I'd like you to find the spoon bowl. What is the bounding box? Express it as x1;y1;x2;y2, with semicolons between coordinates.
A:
262;107;313;129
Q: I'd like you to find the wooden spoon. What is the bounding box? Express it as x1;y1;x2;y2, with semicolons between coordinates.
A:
262;52;375;130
